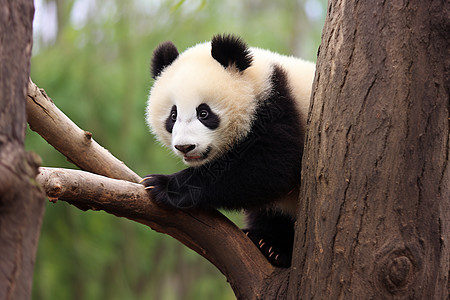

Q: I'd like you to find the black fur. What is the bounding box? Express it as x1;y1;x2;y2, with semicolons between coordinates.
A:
211;34;253;72
143;65;304;267
196;103;220;130
151;41;179;79
244;209;295;267
165;105;177;133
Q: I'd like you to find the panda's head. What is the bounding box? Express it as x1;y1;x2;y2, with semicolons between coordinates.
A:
147;35;260;167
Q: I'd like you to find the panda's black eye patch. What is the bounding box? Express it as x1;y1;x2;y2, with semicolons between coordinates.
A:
196;103;220;130
165;105;177;133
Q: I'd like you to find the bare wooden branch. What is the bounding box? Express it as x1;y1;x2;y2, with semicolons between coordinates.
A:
27;80;278;299
37;167;275;299
26;78;141;183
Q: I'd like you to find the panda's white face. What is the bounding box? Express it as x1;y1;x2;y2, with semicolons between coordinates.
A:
167;102;221;167
147;43;259;167
147;36;315;167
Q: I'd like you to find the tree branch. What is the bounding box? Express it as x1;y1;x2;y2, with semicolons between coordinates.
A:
27;80;277;299
26;78;141;183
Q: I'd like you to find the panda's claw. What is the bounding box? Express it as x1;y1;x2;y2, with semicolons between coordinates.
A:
243;229;291;267
145;186;155;190
139;176;152;183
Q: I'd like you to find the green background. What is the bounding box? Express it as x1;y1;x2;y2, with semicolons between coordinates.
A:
28;0;326;299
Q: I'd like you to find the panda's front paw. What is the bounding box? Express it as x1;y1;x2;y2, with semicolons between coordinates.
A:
141;174;172;207
141;174;199;209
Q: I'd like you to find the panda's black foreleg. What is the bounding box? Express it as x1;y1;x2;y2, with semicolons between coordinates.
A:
142;171;296;267
244;209;295;268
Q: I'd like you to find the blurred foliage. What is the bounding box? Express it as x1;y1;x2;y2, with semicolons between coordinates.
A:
28;0;326;299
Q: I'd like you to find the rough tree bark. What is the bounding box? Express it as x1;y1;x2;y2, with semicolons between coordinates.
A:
0;1;46;299
290;1;449;299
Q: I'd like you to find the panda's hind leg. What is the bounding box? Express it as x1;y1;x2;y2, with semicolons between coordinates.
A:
244;209;295;268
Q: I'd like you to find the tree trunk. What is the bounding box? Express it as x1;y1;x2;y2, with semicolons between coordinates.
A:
289;0;449;299
0;1;46;299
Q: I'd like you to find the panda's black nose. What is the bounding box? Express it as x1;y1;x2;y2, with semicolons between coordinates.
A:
175;144;196;154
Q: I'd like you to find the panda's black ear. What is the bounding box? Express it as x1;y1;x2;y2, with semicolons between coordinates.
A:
211;34;253;72
151;41;179;79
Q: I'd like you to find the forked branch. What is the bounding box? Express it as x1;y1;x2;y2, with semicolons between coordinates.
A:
27;79;277;299
26;78;140;183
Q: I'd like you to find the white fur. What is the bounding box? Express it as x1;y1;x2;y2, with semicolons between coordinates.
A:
146;41;315;167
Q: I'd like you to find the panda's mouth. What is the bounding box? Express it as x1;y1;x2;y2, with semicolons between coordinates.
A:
184;147;211;163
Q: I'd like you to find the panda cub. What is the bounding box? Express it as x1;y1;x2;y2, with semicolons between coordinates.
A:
143;34;315;268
